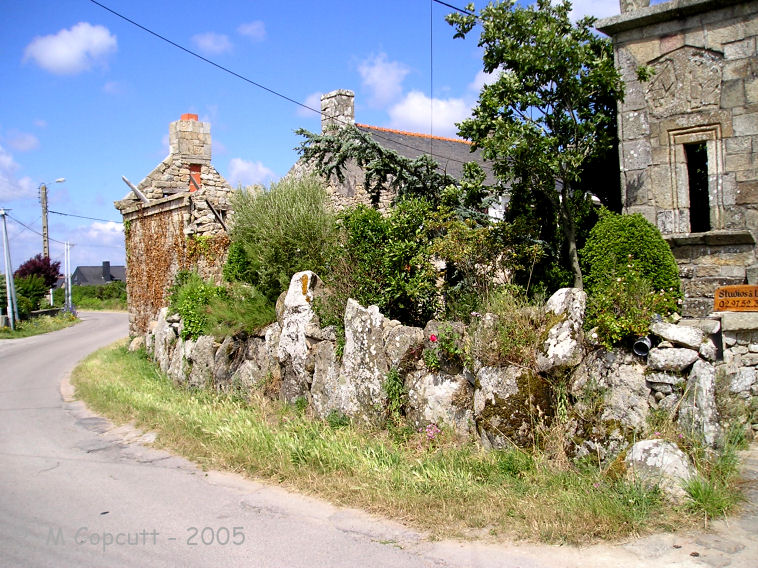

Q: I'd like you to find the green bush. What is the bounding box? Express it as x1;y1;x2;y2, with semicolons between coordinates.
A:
53;281;127;310
228;175;338;301
15;275;47;311
581;210;681;347
581;210;681;304
316;199;440;328
168;272;225;340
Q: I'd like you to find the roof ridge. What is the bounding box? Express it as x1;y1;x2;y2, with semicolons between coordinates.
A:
355;123;472;145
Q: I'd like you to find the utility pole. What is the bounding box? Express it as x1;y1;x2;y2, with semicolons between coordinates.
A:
39;178;64;259
1;208;17;330
40;183;49;258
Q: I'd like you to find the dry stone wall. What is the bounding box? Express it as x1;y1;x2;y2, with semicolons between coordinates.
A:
139;273;758;479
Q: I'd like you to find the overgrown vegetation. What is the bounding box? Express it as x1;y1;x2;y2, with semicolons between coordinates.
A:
168;271;274;340
73;341;702;544
227;175;338;302
581;210;682;347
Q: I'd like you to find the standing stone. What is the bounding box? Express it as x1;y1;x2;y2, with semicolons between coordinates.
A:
536;288;586;373
474;365;551;449
277;271;321;402
187;335;217;388
678;359;719;447
406;370;475;438
335;299;390;424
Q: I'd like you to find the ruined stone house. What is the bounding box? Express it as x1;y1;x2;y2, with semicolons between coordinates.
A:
115;113;234;335
598;0;758;316
291;89;503;216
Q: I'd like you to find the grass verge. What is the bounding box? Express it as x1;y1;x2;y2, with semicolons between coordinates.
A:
72;341;701;545
0;312;78;339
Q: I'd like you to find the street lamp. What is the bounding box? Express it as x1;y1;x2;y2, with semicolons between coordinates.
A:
39;178;65;258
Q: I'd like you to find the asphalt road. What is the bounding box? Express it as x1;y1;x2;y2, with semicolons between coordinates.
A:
1;311;756;568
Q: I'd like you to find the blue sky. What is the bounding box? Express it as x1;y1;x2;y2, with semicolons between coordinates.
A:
0;0;620;273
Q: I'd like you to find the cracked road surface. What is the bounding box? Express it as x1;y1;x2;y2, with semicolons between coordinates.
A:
1;311;757;567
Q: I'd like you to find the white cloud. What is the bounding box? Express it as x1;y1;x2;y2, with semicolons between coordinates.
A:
238;21;266;42
34;119;47;128
468;69;499;93
358;53;410;108
191;32;232;55
0;144;36;201
297;92;323;118
23;22;117;75
563;0;619;21
5;130;40;152
227;158;275;187
387;91;470;138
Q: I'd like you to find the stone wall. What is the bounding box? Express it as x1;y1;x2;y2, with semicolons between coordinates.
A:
598;0;758;316
139;274;758;469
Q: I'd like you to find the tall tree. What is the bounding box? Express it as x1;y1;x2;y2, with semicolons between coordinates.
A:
14;254;61;288
447;0;623;288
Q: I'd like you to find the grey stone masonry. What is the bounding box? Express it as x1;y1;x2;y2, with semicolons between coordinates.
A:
598;1;758;317
321;89;355;132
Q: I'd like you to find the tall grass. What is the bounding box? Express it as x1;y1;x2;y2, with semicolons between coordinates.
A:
71;342;698;544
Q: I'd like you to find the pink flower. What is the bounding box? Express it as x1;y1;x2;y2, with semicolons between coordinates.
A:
429;334;438;343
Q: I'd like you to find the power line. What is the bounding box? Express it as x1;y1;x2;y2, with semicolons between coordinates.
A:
88;0;476;167
6;214;66;245
431;0;477;17
87;0;321;116
49;210;120;224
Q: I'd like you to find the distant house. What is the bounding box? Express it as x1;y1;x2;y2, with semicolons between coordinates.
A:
292;89;505;216
71;261;125;287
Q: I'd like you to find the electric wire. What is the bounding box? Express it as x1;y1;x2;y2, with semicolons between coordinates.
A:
49;210;119;224
5;214;66;245
87;0;476;166
431;0;477;17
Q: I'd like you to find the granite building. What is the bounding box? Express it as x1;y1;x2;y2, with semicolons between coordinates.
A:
598;0;758;315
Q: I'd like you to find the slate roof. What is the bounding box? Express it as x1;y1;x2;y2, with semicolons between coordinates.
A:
355;124;498;186
71;264;126;286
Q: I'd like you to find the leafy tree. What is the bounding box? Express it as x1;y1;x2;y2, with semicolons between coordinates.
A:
447;0;623;289
14;254;61;288
296;125;494;221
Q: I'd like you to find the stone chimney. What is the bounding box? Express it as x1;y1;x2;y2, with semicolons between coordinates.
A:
169;113;212;163
102;261;111;282
321;90;354;132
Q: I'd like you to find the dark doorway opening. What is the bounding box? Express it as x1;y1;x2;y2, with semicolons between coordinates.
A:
685;142;710;233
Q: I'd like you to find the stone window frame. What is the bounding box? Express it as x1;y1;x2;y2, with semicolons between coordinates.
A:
667;124;725;234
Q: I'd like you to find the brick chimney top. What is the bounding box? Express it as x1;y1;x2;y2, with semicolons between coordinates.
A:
180;113;199;121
